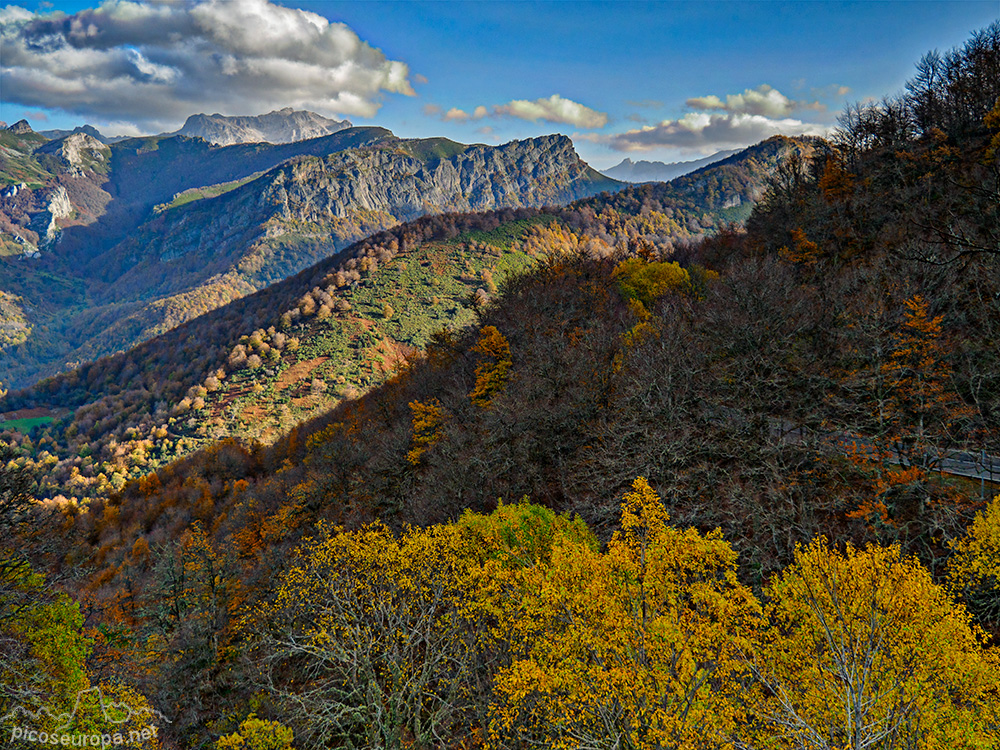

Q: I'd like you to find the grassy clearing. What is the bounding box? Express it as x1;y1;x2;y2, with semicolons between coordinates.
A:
155;173;263;213
456;214;556;251
0;416;53;432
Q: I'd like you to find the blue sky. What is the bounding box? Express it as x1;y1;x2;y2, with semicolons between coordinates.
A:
1;0;997;169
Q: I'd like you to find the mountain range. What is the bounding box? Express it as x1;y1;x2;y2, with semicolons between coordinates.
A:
0;118;619;389
34;109;354;147
602;149;740;182
0;132;816;504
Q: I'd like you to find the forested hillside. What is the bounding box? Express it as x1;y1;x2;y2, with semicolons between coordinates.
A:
2;22;1000;750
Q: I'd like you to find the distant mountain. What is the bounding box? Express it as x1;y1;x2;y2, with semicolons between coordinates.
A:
172;108;353;146
602;150;740;182
582;137;821;230
38;124;124;144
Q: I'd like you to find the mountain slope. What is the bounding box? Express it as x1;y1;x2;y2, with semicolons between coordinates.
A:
0;135;813;501
0;128;620;389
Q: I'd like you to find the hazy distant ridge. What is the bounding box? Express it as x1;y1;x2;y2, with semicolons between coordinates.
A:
603;150;740;182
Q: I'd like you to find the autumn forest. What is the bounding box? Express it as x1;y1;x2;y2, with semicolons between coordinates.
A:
2;21;1000;750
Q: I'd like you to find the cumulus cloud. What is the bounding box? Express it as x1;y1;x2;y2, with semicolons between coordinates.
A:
493;94;607;129
442;107;470;122
0;0;415;129
425;95;603;130
687;84;804;118
609;111;831;153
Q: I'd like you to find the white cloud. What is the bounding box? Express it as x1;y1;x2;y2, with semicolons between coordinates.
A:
0;0;415;129
687;84;800;118
442;107;470;122
427;96;603;130
493;94;608;129
609;111;831;153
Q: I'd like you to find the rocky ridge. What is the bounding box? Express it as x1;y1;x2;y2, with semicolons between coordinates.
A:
174;108;352;146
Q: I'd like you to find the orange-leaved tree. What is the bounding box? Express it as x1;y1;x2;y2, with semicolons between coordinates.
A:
469;326;512;409
880;295;971;471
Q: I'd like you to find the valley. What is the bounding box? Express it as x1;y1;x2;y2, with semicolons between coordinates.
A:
1;134;812;503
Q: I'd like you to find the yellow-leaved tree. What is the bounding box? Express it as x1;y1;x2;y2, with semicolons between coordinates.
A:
240;499;598;749
748;539;1000;749
216;714;294;750
612;258;690;312
406;399;448;466
244;521;484;750
490;477;760;750
949;494;1000;631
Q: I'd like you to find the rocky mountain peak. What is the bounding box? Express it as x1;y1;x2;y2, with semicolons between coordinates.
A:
37;132;110;172
174;109;353;146
38;124;117;144
6;120;34;135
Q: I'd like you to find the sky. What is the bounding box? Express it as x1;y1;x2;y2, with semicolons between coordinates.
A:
1;0;997;170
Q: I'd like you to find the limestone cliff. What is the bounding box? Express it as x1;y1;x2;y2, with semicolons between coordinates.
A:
174;108;352;146
36;133;111;176
264;134;615;224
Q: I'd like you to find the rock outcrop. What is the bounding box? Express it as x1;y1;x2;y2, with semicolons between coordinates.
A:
6;120;34;135
37;133;111;176
27;185;73;249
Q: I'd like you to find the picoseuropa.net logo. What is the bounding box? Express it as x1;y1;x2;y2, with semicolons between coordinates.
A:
1;686;169;748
